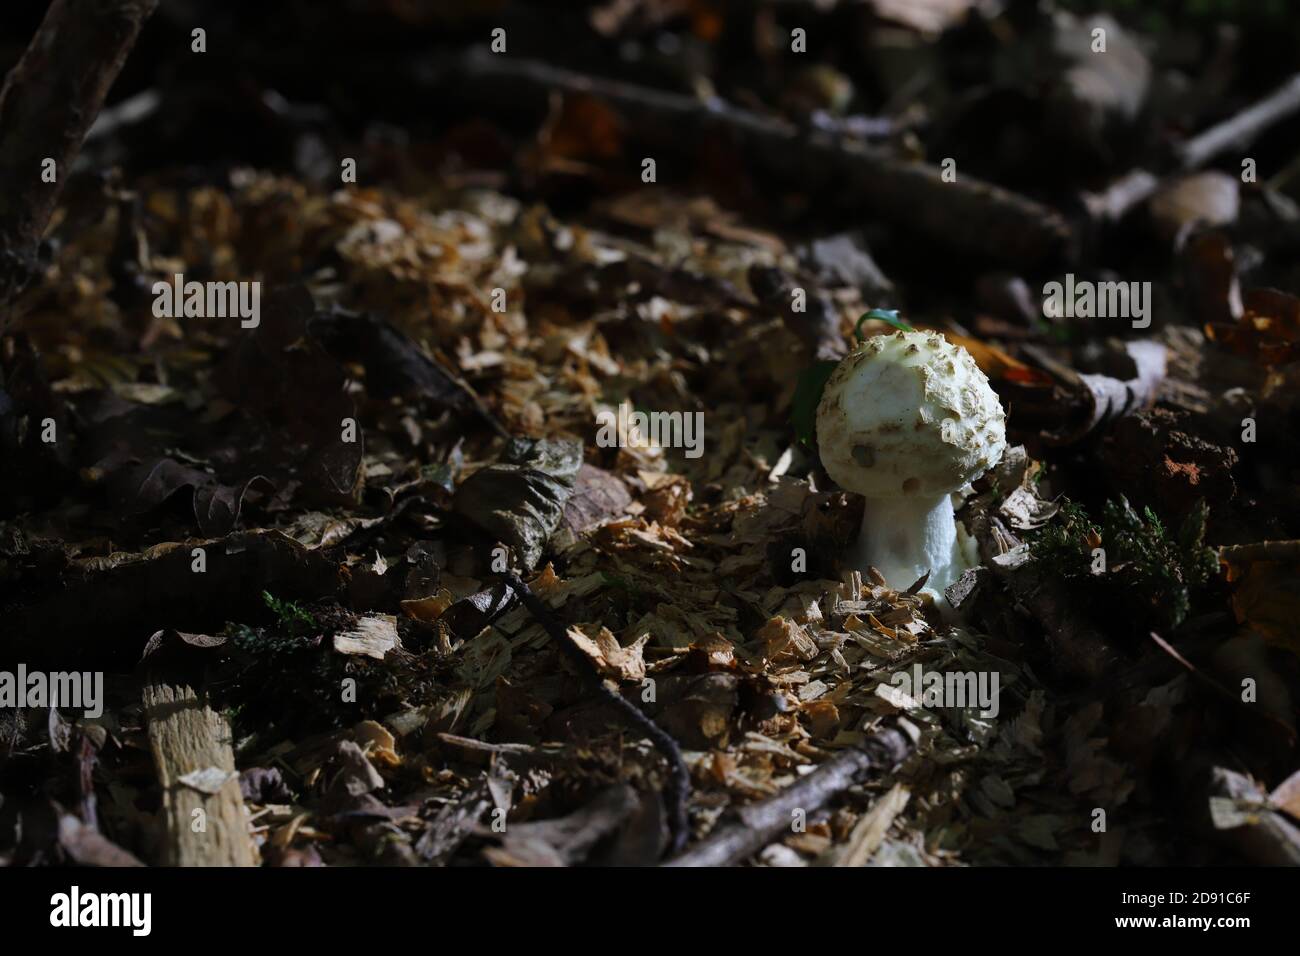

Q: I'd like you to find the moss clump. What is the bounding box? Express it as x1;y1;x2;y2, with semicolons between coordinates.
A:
1029;499;1099;577
216;596;407;739
1030;496;1218;630
220;622;342;734
261;590;318;636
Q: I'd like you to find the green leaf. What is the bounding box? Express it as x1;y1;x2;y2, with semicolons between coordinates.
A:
791;360;837;448
854;309;913;341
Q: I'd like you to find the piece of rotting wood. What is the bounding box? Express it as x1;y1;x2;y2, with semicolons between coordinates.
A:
143;678;259;867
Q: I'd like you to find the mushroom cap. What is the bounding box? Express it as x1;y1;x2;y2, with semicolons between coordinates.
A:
815;330;1007;498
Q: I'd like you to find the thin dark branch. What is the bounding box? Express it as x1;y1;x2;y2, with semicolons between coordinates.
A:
499;570;692;856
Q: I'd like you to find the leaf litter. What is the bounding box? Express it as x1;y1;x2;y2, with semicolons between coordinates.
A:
4;1;1300;869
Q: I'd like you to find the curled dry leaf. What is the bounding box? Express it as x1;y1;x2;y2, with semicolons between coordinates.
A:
453;437;583;569
566;624;649;682
1021;339;1167;445
400;589;456;623
1206;287;1300;367
1222;547;1300;660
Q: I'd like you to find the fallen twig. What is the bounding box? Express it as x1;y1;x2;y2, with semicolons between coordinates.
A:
442;51;1072;269
664;722;915;867
1177;74;1300;171
1147;632;1296;743
1147;631;1251;711
0;0;160;311
436;732;561;767
831;782;911;867
308;306;510;439
7;530;342;670
1084;73;1300;223
499;570;691;856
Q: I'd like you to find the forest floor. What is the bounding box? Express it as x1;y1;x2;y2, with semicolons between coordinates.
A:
3;0;1300;867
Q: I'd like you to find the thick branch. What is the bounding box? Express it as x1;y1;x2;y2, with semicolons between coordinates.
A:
0;0;159;308
664;723;914;867
446;51;1072;269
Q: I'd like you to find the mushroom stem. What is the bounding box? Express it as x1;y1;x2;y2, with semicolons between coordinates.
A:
852;494;967;596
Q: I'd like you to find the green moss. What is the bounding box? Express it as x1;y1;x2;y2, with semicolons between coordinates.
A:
1030;497;1218;630
1029;499;1098;578
218;619;398;739
261;590;317;636
1101;497;1218;628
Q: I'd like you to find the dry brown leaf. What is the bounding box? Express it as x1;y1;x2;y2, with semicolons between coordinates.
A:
1207;288;1300;367
566;625;649;681
401;589;456;623
1226;560;1300;659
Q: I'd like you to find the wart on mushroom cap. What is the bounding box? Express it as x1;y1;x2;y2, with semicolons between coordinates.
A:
815;330;1007;603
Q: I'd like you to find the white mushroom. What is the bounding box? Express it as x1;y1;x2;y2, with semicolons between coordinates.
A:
815;330;1007;604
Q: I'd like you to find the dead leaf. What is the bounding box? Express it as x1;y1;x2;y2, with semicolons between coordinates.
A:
566;624;649;682
401;589;456;623
1207;288;1300;367
178;766;237;795
453;438;583;569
